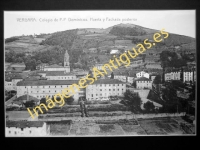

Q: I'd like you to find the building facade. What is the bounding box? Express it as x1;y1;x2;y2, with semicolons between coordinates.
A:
136;77;152;89
46;71;77;80
6;121;49;137
165;72;181;81
183;71;193;82
86;79;126;101
16;80;81;102
136;71;150;79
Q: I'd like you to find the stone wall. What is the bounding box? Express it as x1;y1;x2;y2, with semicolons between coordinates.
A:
38;112;186;122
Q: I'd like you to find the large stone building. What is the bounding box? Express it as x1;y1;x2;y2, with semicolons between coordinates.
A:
16;80;83;102
86;79;126;101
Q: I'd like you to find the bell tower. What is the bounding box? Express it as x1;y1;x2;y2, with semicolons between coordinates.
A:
64;50;70;72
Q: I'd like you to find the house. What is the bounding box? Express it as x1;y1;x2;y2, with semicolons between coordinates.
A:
136;71;150;79
127;71;137;84
113;72;127;82
6;121;50;136
165;71;181;81
5;74;23;91
44;64;70;72
9;63;26;72
136;77;152;89
36;63;49;71
110;49;120;55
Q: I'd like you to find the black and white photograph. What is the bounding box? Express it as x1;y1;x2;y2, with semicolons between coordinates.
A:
4;10;196;136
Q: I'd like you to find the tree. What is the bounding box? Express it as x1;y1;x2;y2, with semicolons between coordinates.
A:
132;81;136;88
110;72;114;79
143;101;155;112
64;96;74;105
153;75;161;84
36;60;42;66
23;100;35;107
40;98;46;105
123;90;142;112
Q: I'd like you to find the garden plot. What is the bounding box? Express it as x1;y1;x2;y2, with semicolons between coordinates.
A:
138;118;184;135
121;125;147;135
99;124;125;135
48;123;71;135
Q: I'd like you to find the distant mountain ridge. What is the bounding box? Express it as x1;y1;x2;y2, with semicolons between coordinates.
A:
5;23;195;54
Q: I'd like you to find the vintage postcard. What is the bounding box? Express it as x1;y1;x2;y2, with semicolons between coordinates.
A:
4;10;196;136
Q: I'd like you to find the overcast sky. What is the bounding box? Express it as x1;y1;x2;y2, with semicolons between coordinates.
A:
4;10;195;38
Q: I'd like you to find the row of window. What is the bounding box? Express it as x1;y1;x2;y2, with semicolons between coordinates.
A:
92;84;123;87
90;93;121;97
8;130;32;134
48;76;76;79
25;85;68;88
137;81;151;83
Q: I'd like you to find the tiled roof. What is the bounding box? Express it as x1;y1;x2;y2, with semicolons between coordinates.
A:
12;74;23;79
24;77;39;81
44;64;65;68
17;80;79;86
6;111;31;120
6;121;44;128
14;95;39;102
92;79;125;84
46;71;75;76
136;77;151;81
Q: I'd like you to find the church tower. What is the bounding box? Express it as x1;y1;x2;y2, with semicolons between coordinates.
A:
64;50;70;72
64;50;70;66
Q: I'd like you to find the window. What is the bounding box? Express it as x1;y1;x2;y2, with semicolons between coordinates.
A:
109;89;111;91
25;86;26;88
91;94;93;97
15;131;17;135
31;86;32;88
100;89;102;91
30;131;31;134
113;89;115;91
55;86;56;88
96;94;98;96
49;86;50;88
21;128;23;131
9;131;11;134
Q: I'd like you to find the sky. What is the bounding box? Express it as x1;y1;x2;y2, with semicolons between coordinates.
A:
4;10;196;38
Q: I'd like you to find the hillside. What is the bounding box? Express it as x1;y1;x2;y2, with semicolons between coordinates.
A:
5;23;196;70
